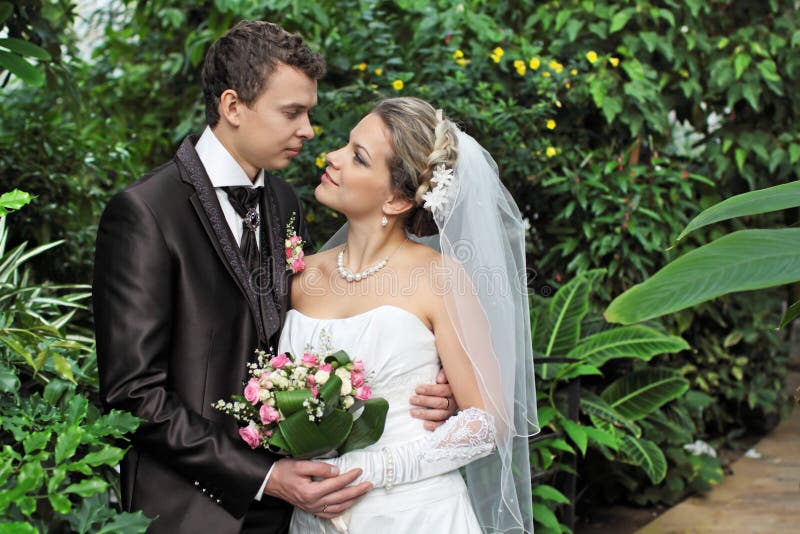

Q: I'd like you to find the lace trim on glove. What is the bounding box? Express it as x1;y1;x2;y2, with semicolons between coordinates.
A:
421;407;496;463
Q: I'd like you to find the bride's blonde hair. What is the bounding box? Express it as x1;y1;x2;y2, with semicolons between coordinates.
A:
370;97;458;236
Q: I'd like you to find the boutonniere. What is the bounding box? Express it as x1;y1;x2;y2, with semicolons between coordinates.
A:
284;213;306;274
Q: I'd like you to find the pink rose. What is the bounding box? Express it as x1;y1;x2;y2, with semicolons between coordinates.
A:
285;248;293;259
239;423;260;449
259;404;281;425
301;353;319;367
350;371;364;388
310;386;319;397
243;378;260;405
291;257;305;273
290;235;301;246
355;385;372;401
270;353;290;369
319;363;333;373
261;428;273;438
306;375;316;387
352;360;364;372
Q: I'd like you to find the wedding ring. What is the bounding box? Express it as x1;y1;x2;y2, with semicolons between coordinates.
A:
321;504;329;514
445;397;451;410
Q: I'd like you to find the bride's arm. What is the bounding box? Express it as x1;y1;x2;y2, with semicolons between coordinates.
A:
323;288;497;488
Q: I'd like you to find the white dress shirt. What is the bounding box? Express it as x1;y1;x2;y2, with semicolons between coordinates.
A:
195;126;264;248
195;126;273;500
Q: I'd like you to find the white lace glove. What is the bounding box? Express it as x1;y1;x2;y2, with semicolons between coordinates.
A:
323;407;495;489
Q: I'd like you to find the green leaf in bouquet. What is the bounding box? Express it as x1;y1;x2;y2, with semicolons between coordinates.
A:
323;350;352;367
275;407;353;458
274;388;314;417
319;374;343;413
337;397;388;454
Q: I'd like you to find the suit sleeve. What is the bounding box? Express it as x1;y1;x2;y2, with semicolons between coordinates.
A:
93;190;275;518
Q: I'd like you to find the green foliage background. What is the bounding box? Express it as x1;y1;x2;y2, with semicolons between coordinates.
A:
1;0;797;531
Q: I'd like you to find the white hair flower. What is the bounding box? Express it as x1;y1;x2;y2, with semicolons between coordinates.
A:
422;163;455;216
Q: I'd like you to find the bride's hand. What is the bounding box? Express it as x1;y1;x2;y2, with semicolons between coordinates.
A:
409;368;457;430
264;458;372;519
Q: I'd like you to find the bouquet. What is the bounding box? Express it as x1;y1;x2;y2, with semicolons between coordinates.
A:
214;347;388;458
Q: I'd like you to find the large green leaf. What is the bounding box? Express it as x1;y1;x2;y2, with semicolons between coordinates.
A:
617;435;667;484
678;181;800;240
536;269;605;379
0;38;52;60
580;392;641;437
567;325;689;367
601;368;688;420
0;49;44;86
0;190;34;216
337;397;389;454
605;229;800;324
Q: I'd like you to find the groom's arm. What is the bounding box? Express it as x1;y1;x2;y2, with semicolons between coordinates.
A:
410;368;457;430
93;190;274;518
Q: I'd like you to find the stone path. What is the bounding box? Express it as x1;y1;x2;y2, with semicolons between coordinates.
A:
637;372;800;534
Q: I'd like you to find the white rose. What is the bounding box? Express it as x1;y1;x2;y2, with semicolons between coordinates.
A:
292;366;308;380
342;396;355;410
334;368;353;394
259;389;273;403
271;374;289;389
314;370;330;385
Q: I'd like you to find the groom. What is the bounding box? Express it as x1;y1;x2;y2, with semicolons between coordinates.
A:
93;20;454;534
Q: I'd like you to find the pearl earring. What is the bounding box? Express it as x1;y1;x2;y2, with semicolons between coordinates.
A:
380;215;388;227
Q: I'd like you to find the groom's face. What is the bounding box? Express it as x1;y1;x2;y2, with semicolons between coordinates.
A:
232;62;318;172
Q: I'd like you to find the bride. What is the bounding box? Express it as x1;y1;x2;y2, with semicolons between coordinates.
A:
278;97;539;533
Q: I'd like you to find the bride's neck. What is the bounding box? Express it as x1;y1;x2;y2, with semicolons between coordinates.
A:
343;221;407;270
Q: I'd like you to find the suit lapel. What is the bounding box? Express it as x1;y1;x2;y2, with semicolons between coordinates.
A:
260;178;285;344
175;137;268;344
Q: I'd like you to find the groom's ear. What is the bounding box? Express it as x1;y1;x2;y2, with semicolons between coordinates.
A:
218;89;243;127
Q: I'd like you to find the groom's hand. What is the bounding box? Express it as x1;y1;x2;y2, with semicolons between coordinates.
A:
264;459;371;519
410;368;457;430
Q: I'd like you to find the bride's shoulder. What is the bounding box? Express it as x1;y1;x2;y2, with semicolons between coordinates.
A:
300;246;339;271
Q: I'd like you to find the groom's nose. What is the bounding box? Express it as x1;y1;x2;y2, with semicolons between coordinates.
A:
296;113;314;140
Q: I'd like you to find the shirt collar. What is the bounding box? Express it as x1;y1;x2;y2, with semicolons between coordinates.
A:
195;126;264;188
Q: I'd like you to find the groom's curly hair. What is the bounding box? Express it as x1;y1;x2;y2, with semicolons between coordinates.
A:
201;20;326;127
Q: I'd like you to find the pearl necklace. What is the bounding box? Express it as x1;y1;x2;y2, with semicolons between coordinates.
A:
337;239;408;283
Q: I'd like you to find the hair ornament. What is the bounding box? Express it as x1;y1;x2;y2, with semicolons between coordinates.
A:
421;163;454;216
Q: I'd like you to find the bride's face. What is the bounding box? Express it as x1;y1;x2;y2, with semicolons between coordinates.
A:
315;113;396;220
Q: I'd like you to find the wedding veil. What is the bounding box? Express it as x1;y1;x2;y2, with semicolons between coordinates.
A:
323;128;539;533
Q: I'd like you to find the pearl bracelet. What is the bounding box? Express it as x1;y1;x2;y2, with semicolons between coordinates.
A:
381;447;395;490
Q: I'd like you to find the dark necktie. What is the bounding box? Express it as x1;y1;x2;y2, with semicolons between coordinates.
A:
223;186;263;277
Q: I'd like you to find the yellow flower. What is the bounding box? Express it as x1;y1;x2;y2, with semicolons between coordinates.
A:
546;119;556;130
549;60;564;73
452;49;464;60
456;58;469;67
374;68;383;76
490;46;504;63
392;79;404;91
315;152;327;168
570;68;578;75
516;66;526;75
565;81;572;89
513;59;526;75
609;57;620;67
529;57;541;70
542;71;551;78
312;125;323;136
546;146;557;158
354;62;367;71
586;51;598;64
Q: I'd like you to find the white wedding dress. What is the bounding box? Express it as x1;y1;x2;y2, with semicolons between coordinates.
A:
277;305;494;534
